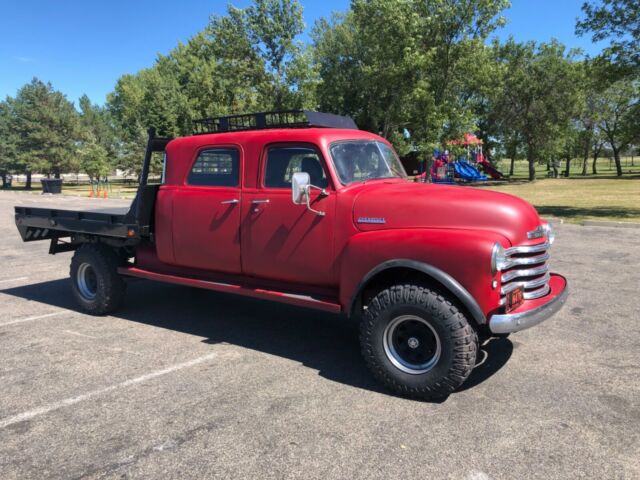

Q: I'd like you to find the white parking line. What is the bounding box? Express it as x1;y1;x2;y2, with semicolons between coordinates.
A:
0;277;29;285
0;352;218;429
62;329;98;339
0;311;65;327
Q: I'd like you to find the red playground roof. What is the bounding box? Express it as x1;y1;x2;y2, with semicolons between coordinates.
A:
447;133;483;146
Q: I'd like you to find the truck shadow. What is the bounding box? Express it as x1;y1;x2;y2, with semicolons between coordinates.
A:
1;278;512;401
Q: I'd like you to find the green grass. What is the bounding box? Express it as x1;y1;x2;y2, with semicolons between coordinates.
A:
495;156;640;180
6;179;142;199
59;182;139;198
476;176;640;224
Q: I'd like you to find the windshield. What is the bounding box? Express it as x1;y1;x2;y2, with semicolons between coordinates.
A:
330;140;407;184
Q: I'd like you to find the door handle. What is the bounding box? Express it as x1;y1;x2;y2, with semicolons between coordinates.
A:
221;199;239;204
251;198;270;213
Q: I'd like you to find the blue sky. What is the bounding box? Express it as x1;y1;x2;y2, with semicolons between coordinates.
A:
1;0;607;106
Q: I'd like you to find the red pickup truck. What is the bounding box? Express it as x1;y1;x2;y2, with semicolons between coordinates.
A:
15;111;568;399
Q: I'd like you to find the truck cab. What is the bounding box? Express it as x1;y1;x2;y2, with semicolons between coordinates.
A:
14;111;568;399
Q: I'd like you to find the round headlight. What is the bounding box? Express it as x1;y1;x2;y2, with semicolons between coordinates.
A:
491;242;507;275
543;223;555;244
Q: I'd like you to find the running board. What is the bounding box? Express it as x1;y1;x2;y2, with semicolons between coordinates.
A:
118;267;342;313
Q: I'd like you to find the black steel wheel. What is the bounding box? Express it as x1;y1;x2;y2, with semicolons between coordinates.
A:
360;284;478;400
70;244;126;315
383;315;442;374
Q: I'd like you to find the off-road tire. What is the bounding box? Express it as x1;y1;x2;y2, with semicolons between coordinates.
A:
360;284;478;400
70;244;126;315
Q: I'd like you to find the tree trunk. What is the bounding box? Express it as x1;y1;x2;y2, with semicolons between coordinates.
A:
527;146;536;181
592;153;598;174
25;172;32;189
613;148;623;176
1;172;6;188
582;153;589;175
564;157;571;177
509;157;515;176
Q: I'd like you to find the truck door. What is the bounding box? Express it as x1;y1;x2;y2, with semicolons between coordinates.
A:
241;144;336;286
171;147;242;273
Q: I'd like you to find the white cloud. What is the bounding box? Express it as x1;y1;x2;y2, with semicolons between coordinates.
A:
13;56;34;63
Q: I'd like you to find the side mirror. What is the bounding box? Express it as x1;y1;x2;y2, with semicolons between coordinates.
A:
291;171;326;216
292;171;310;205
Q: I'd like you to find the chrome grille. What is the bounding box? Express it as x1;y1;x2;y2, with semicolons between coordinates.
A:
499;240;550;305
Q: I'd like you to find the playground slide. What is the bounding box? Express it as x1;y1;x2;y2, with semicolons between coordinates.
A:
478;159;503;179
454;161;487;182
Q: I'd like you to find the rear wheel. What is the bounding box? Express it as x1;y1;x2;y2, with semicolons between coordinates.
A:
360;284;478;399
70;244;126;315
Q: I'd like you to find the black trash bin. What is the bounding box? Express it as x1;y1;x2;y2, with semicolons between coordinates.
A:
41;178;63;194
1;175;12;189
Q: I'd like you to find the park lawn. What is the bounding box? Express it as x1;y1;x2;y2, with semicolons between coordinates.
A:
493;156;639;180
9;181;140;199
477;177;640;224
59;182;139;198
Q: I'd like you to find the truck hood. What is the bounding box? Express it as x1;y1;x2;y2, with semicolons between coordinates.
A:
352;181;542;245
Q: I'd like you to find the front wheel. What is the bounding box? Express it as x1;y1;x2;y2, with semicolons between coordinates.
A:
70;244;126;315
360;284;478;400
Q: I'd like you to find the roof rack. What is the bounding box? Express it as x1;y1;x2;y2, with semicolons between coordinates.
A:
192;110;358;135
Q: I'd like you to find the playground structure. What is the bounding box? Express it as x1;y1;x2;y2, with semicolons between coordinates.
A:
427;133;504;183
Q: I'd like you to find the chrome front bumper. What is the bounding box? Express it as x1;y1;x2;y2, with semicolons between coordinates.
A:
489;275;568;334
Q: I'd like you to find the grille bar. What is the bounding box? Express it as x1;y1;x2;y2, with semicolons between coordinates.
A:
501;273;551;295
501;264;549;282
501;252;550;270
505;241;550;256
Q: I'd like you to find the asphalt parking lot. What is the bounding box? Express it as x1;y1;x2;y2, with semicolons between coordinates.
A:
0;190;638;479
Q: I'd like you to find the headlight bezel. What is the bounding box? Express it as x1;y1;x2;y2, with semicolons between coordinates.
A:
491;242;507;275
542;223;555;244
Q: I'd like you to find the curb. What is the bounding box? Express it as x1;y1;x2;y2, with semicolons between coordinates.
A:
582;220;640;229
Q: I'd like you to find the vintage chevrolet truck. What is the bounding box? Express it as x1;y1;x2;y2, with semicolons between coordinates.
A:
14;111;568;399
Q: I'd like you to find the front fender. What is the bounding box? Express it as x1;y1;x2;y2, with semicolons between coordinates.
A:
338;228;509;320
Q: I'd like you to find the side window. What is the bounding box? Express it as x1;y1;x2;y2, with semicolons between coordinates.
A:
187;148;239;187
264;146;328;189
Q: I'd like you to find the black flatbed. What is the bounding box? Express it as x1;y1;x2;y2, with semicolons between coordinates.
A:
15;204;139;242
13;132;171;251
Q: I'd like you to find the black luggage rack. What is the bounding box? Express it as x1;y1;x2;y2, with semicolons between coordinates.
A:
192;110;358;135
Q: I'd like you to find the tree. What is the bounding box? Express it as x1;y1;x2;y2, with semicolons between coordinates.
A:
244;0;310;108
312;0;509;152
576;0;640;69
491;39;583;180
10;78;80;185
107;0;313;167
78;95;116;153
595;78;638;176
79;141;110;182
0;100;20;186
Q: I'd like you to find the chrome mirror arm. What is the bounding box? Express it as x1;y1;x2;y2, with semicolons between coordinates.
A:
309;184;329;197
305;185;326;216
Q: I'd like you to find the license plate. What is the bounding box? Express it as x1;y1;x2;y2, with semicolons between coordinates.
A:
506;287;524;312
